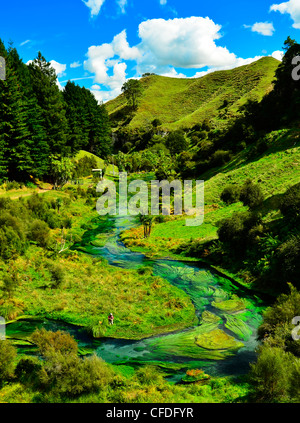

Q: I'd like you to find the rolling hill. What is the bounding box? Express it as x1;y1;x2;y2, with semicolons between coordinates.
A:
106;56;280;131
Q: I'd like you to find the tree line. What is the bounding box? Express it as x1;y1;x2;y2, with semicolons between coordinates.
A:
0;40;112;183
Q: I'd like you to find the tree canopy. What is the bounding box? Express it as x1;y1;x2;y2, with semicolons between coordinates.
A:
0;40;112;183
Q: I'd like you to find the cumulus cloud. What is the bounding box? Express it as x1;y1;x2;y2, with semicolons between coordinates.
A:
272;50;284;61
244;22;275;36
82;0;106;17
112;30;141;61
137;17;237;69
50;60;67;77
84;16;269;102
160;0;167;4
270;0;300;29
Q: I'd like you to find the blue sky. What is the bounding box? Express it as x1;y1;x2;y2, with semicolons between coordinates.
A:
1;0;299;102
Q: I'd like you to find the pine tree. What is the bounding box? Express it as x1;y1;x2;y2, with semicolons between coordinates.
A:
28;52;69;155
63;81;89;153
0;53;33;180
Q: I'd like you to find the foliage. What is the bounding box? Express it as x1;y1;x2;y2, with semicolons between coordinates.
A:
220;185;241;205
249;344;294;403
50;155;75;190
166;130;188;155
121;79;143;110
0;41;112;183
0;341;17;384
239;179;264;210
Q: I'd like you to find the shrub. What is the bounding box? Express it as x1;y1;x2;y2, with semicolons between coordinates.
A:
239;179;264;210
273;237;300;288
47;263;66;289
217;212;262;257
5;181;23;191
31;328;78;357
249;345;294;403
28;220;50;247
210;150;232;167
134;365;165;386
0;217;27;259
0;341;17;383
15;356;42;385
220;185;241;205
166;130;188;155
280;182;300;222
27;193;49;219
31;329;114;398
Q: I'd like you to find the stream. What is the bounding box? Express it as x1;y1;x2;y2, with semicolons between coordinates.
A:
7;216;266;381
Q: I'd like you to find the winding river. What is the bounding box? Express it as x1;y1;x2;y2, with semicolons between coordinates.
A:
7;216;266;381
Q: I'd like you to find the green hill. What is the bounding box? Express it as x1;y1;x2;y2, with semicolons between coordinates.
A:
106;57;280;131
75;150;119;176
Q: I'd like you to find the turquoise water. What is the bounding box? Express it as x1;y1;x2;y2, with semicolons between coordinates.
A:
7;215;266;378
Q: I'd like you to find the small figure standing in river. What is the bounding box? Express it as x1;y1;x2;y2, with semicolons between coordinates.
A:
108;313;114;325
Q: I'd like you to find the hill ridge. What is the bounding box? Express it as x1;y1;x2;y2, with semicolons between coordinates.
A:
106;56;280;131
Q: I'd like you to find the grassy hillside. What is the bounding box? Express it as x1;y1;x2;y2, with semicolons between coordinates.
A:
74;150;119;176
107;57;279;131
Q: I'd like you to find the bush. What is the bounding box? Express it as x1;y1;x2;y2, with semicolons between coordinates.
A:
31;328;78;357
249;345;294;403
220;185;241;205
134;365;165;386
15;356;42;385
47;263;66;289
27;193;49;219
280;182;300;222
217;212;262;257
28;220;50;248
31;329;114;398
239;179;264;210
210;150;232;167
273;237;300;288
166;130;188;155
5;181;23;191
0;213;27;259
0;341;17;383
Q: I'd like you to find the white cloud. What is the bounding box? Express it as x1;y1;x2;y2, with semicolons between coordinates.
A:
70;61;82;68
117;0;127;14
245;22;275;36
270;0;300;29
272;50;284;60
160;0;167;4
190;55;263;78
82;0;106;17
137;17;237;69
83;17;270;102
50;60;67;77
112;30;141;61
20;39;31;46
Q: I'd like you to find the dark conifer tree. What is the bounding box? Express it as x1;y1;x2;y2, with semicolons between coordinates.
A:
28;52;69;155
